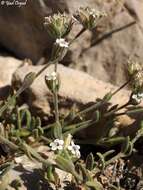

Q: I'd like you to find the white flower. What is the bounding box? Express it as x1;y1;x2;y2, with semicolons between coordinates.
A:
68;141;81;158
50;139;64;151
45;71;57;81
73;7;106;30
88;8;96;17
56;38;69;48
88;10;106;18
132;93;143;104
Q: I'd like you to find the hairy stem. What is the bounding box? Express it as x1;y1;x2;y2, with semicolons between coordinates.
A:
70;27;86;45
104;101;130;118
111;79;131;97
0;135;18;150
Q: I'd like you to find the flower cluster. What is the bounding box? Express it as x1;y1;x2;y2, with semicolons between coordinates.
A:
44;13;73;39
67;140;81;158
45;71;57;81
56;38;69;48
45;72;60;93
50;139;64;151
50;137;81;158
73;7;107;30
130;92;143;105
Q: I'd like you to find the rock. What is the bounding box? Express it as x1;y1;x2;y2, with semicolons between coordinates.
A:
0;0;143;86
125;0;143;24
0;56;22;99
0;172;11;190
12;63;130;119
5;146;72;190
70;0;143;86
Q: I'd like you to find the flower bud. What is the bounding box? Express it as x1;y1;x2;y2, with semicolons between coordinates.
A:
73;7;107;30
45;72;60;93
44;13;73;39
16;72;36;96
64;134;72;148
51;38;69;61
133;72;143;93
127;60;143;93
127;60;142;77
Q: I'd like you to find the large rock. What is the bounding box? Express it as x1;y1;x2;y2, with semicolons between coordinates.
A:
70;0;143;86
12;63;130;119
0;0;143;86
0;56;21;99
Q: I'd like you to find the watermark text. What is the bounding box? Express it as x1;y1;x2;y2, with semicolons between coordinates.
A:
1;0;27;7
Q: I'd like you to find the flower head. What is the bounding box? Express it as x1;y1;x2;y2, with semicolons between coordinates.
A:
44;13;73;39
45;72;60;93
130;92;143;105
73;7;106;30
50;139;64;151
127;60;142;77
56;38;69;48
68;141;81;158
45;71;57;81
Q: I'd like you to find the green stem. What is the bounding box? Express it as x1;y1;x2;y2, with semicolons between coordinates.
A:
98;137;126;147
53;91;59;123
63;120;92;132
40;135;52;144
43;123;55;130
17;59;57;96
0;135;18;150
131;131;143;145
65;80;131;124
35;62;51;78
65;100;106;125
53;60;59;123
64;119;98;136
17;107;21;130
110;79;131;97
76;137;127;149
115;107;143;117
77;101;106;116
115;101;130;112
0;61;54;117
69;27;86;45
104;101;130;118
0;134;54;167
0;99;14;116
20;142;52;166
